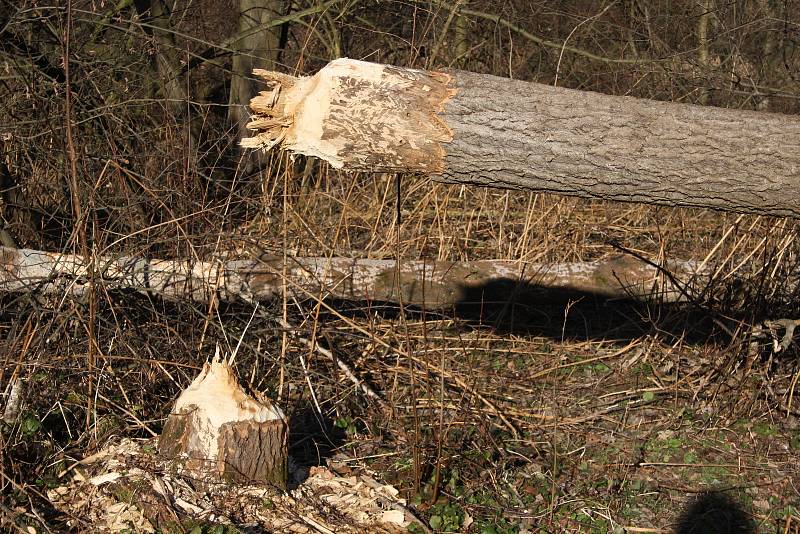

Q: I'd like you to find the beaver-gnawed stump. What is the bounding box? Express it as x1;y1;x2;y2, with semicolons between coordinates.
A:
159;355;288;489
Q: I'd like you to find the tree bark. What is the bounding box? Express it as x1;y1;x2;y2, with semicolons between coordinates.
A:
0;246;702;308
134;0;186;115
243;58;800;219
228;0;283;142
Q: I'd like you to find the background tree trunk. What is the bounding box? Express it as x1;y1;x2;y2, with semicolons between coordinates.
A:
228;0;283;145
244;58;800;219
134;0;186;114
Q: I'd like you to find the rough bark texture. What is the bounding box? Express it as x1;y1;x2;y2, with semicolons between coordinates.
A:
133;0;186;115
439;71;800;217
228;0;283;141
244;58;800;218
0;246;702;307
219;420;287;485
160;357;287;488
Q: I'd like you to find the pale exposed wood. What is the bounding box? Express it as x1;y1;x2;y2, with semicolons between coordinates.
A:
243;58;800;219
159;355;288;487
0;246;702;307
242;59;455;172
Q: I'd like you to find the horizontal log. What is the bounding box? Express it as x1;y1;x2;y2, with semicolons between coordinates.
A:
0;246;701;307
243;58;800;219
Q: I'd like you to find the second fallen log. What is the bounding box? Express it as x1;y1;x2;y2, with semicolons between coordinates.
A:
243;58;800;219
0;246;701;306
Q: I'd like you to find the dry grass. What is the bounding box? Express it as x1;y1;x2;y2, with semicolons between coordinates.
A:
5;162;799;532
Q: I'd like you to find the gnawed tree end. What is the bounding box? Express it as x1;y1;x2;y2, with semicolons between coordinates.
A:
241;58;455;172
159;353;288;489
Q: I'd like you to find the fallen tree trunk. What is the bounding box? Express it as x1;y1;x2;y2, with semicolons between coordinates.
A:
0;246;701;307
242;58;800;219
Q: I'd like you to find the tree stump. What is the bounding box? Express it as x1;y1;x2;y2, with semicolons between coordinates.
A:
159;354;287;489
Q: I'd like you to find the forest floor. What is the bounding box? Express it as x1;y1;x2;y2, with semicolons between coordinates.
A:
2;178;800;533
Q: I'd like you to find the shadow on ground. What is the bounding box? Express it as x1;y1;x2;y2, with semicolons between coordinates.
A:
452;278;721;342
323;278;744;344
287;407;347;487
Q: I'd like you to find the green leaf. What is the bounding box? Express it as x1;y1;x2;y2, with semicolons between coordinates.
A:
21;414;40;436
334;417;350;429
429;515;442;530
642;391;655;402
